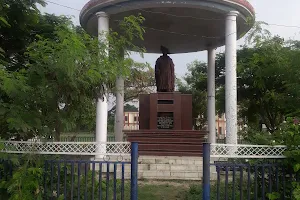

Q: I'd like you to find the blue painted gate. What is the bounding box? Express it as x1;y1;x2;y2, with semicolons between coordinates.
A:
0;143;138;200
202;143;299;200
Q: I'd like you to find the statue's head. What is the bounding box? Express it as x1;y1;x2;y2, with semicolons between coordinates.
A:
160;45;170;55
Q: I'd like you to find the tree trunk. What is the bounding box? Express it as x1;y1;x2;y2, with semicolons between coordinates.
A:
54;119;61;141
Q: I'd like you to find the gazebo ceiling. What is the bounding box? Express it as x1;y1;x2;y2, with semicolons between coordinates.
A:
80;0;255;53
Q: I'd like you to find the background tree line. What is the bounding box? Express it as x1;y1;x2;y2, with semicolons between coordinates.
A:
179;25;300;132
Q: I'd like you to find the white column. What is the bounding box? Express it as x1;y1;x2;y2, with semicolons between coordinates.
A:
207;47;216;144
95;12;109;159
115;76;124;141
225;11;239;145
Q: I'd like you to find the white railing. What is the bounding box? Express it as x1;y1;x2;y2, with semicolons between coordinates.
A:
210;143;287;158
0;141;131;156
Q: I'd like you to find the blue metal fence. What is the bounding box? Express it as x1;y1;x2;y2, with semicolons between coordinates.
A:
203;143;299;200
0;143;138;200
44;160;129;199
0;159;13;181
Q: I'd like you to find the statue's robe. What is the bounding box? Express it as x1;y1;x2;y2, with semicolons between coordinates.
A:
155;55;175;92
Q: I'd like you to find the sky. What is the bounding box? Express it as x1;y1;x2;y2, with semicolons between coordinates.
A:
40;0;300;78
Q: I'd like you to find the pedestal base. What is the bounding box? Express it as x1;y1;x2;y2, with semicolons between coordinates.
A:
125;130;207;156
139;93;192;130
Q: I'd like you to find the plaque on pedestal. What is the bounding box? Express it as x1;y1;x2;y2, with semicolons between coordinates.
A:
125;92;207;157
157;112;174;129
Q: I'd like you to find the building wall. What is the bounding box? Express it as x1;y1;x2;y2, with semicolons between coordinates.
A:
216;114;226;139
123;112;139;130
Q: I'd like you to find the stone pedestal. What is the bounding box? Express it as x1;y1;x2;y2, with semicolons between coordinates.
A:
139;92;192;130
125;92;207;157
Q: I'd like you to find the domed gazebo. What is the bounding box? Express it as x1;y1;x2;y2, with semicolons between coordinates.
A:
80;0;255;156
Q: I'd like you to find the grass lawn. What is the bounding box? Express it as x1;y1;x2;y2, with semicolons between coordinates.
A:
138;180;190;200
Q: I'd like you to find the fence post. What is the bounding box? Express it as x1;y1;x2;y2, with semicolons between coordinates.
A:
131;142;138;200
203;143;211;200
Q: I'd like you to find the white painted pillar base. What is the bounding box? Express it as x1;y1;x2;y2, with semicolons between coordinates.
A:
95;12;109;159
115;76;124;142
207;47;216;144
225;11;239;145
96;95;108;158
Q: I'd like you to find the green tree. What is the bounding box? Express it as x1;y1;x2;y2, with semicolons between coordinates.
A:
177;60;224;129
108;62;155;115
0;1;80;139
0;0;47;71
215;36;300;132
124;104;138;112
0;12;146;140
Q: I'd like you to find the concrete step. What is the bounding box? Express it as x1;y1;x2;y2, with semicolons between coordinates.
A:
92;156;204;180
139;151;202;157
139;144;203;151
126;130;206;157
128;138;206;143
126;130;207;133
138;155;203;164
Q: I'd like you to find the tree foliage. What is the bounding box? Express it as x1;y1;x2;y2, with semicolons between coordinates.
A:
179;21;300;133
108;62;155;115
177;60;224;129
0;0;47;70
0;1;147;140
215;36;300;132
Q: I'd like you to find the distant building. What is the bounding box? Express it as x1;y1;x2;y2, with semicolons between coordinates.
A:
216;114;226;139
124;111;139;130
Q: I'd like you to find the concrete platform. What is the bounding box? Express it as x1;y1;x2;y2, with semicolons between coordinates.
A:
94;155;221;180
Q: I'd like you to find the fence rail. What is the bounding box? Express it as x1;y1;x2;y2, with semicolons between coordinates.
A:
211;143;287;158
203;143;297;200
0;143;139;200
0;141;131;156
44;160;131;200
59;135;126;142
211;162;296;200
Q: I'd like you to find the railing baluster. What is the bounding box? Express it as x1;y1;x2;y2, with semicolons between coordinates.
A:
92;162;95;200
71;162;74;200
290;169;293;199
77;162;81;200
255;166;258;200
247;165;251;200
64;161;67;200
217;166;220;200
268;165;272;195
121;163;125;200
84;162;88;200
202;143;210;200
262;164;265;200
99;163;102;200
225;166;228;200
44;161;48;200
114;163;117;200
275;165;279;191
106;163;110;200
50;161;54;200
232;164;236;200
283;167;286;199
240;165;243;200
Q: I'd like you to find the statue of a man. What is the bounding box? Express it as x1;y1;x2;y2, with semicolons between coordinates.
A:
155;46;175;92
